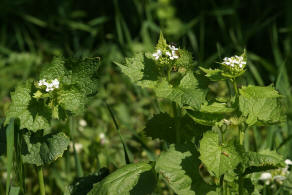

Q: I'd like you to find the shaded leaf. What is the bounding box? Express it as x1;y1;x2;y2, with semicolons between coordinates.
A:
88;162;156;195
242;150;285;175
69;168;109;195
144;113;208;144
21;131;70;166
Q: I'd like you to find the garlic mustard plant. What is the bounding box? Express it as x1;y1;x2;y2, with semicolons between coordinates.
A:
116;32;287;195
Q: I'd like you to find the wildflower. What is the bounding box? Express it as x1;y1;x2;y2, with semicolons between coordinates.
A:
153;49;162;60
99;133;108;145
70;142;83;153
259;172;272;185
79;119;87;127
222;55;246;69
285;159;292;166
38;78;60;92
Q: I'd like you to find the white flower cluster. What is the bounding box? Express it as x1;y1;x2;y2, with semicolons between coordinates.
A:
222;55;246;68
38;79;59;92
152;45;179;61
259;159;292;185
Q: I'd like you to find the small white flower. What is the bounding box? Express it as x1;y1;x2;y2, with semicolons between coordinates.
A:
165;51;171;57
99;133;105;139
285;159;292;166
38;79;46;86
169;45;178;51
260;172;272;180
79;119;87;127
99;133;107;145
51;79;60;88
274;175;286;182
153;49;162;60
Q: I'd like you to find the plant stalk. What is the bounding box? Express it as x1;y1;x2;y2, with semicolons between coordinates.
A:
232;78;239;97
36;166;45;195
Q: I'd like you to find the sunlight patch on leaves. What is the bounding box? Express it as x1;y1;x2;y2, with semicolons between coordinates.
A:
199;131;241;177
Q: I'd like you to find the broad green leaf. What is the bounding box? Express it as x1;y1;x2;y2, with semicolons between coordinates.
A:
187;101;235;126
199;131;241;177
116;53;159;89
155;72;207;109
242;150;285;175
88;162;156;195
239;85;285;126
21;131;70;166
69;168;109;195
143;113;208;144
5;82;51;132
155;143;214;195
58;88;86;115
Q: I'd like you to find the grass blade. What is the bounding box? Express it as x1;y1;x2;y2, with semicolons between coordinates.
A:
6;118;14;195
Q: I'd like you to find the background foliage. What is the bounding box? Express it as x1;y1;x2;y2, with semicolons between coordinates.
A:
0;0;292;194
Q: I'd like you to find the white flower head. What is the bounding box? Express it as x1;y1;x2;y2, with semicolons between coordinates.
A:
153;49;162;60
38;78;60;92
222;55;246;70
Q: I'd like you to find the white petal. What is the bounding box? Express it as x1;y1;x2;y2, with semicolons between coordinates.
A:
285;159;292;165
259;172;272;180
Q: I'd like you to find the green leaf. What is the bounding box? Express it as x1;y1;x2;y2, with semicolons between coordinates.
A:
239;85;285;126
200;102;235;114
69;168;109;195
199;67;226;81
143;113;208;144
58;88;86;115
156;32;168;50
88;162;156;195
5;82;51;132
40;56;100;96
187;110;225;126
116;53;159;89
21;131;70;166
155;143;214;195
242;150;285;175
199;131;242;177
155;72;207;109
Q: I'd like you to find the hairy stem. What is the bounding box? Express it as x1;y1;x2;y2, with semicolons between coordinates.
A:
37;166;45;195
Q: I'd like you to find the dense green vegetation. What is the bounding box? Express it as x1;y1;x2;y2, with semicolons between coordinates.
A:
1;0;292;194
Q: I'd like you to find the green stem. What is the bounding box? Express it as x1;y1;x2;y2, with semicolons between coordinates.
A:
167;68;171;82
37;166;45;195
239;130;245;146
232;78;238;97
